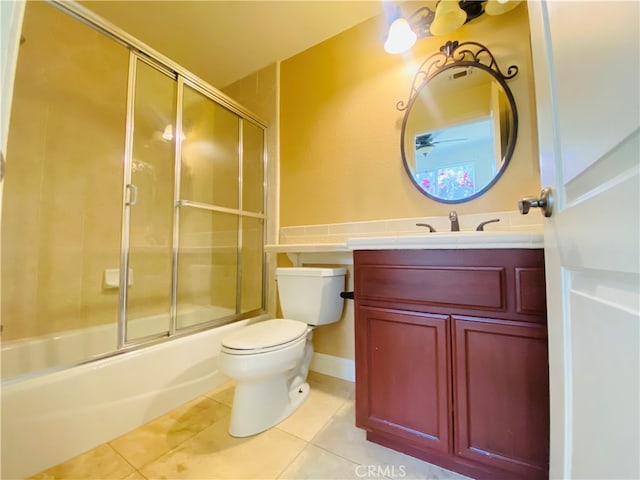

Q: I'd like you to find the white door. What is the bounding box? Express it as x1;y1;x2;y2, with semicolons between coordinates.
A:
528;2;639;479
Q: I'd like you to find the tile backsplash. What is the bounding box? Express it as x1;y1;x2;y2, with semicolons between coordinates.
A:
280;211;543;245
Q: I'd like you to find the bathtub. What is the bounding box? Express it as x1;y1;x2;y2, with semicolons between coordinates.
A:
0;315;266;479
1;305;235;380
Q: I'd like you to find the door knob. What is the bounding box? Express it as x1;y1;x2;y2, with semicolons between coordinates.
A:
519;187;553;217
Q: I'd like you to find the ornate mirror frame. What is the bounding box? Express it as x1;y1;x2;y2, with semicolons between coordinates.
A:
399;40;519;203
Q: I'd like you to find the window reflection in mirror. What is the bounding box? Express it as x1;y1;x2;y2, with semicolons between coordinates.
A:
414;118;491;200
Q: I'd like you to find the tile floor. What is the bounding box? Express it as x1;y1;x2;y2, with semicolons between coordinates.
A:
30;373;471;480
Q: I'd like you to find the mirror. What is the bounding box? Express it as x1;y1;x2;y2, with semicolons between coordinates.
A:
399;41;518;203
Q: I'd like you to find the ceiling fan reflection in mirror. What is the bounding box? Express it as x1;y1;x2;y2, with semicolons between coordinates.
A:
415;132;468;157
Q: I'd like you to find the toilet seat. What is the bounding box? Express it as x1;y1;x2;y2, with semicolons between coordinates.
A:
221;319;308;355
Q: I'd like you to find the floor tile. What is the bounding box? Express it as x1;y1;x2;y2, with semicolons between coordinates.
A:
203;380;235;407
278;444;371;480
29;444;135;480
310;402;396;467
276;387;348;441
139;415;306;479
307;372;355;400
311;403;470;480
123;471;147;480
109;395;231;469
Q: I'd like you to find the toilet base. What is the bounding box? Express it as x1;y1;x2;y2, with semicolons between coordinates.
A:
228;376;310;438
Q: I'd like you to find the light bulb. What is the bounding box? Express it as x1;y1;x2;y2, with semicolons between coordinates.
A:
430;1;467;36
485;0;522;15
384;17;417;54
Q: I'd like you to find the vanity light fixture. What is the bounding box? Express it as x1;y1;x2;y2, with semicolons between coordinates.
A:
384;0;522;54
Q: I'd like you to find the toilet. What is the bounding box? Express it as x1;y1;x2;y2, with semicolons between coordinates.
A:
218;267;346;437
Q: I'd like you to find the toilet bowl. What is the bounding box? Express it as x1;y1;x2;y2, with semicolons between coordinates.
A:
219;267;346;437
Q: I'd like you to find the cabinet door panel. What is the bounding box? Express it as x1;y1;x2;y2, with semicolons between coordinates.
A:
356;306;450;453
453;317;550;478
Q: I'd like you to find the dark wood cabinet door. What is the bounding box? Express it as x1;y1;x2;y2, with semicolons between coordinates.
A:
355;306;450;453
453;316;550;479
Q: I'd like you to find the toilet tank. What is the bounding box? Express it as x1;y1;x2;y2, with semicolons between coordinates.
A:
275;267;346;326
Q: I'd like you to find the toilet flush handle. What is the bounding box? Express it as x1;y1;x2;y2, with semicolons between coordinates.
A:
340;291;354;300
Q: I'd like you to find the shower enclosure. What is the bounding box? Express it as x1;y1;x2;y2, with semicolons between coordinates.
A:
1;1;267;380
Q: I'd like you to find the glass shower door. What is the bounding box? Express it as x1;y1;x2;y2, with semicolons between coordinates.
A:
1;1;130;377
121;58;177;344
176;84;240;329
120;66;266;341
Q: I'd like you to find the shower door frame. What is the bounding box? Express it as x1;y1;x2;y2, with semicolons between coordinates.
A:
118;52;180;348
46;0;269;353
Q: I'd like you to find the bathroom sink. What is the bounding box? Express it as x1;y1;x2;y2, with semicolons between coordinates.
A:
346;230;543;250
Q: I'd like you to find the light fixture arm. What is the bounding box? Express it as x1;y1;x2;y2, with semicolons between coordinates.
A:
407;1;486;40
406;6;436;39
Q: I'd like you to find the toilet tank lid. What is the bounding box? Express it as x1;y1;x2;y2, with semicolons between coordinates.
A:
221;319;308;350
275;267;346;277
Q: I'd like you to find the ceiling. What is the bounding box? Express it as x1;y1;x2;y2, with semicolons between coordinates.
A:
81;1;386;88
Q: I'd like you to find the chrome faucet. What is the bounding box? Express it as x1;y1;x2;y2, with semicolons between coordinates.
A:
416;223;436;232
449;211;460;231
476;218;500;231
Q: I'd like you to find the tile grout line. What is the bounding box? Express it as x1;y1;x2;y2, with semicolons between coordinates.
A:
272;438;309;480
271;385;356;479
302;399;368;470
308;442;365;471
111;394;234;476
104;443;142;479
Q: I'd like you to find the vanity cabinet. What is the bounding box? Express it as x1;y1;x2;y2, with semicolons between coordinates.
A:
354;249;549;480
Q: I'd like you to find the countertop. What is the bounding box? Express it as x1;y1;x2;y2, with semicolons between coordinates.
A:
265;229;544;253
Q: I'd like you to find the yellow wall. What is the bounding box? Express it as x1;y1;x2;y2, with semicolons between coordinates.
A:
279;4;540;360
280;4;539;226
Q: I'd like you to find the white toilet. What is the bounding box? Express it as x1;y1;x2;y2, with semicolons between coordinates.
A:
219;267;346;437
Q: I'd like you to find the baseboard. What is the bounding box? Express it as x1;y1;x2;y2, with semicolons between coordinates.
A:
310;352;355;382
